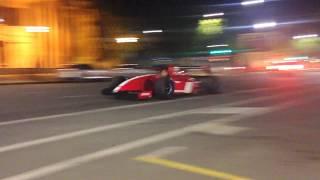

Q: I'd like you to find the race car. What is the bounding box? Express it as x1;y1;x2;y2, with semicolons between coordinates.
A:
101;65;221;99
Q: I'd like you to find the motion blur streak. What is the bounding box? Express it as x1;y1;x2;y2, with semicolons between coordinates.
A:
266;65;305;71
142;30;163;34
25;26;50;33
293;34;319;40
224;67;247;70
279;19;320;26
203;12;225;18
241;0;265;6
253;22;277;29
115;37;139;43
284;56;309;61
207;44;229;48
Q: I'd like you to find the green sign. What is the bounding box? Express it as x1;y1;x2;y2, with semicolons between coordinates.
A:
209;49;232;55
197;18;223;35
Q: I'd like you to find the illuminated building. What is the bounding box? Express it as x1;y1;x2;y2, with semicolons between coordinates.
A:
0;0;101;68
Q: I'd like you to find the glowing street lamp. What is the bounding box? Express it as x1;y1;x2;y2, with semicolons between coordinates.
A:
142;30;163;34
0;18;5;23
115;37;139;43
253;22;277;29
25;26;50;32
241;0;265;6
203;12;224;18
207;44;229;48
293;34;318;40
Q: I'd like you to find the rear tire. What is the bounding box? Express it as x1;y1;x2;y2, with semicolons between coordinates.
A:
101;76;126;95
154;77;175;99
200;76;221;94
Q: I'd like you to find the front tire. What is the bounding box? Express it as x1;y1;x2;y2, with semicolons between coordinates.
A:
154;77;175;99
101;76;126;95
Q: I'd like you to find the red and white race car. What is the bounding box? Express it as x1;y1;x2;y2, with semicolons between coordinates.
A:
102;65;221;99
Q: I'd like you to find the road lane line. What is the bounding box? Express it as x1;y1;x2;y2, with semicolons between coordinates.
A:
0;105;286;180
0;86;304;126
0;94;292;154
0;96;206;126
141;146;187;158
192;123;251;135
0;109;202;154
134;156;251;180
0;126;194;180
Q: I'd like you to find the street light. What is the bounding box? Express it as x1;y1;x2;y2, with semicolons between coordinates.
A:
142;30;163;34
293;34;318;40
203;12;224;18
207;44;229;48
253;22;277;29
115;37;139;43
25;26;50;32
0;18;5;23
241;0;265;6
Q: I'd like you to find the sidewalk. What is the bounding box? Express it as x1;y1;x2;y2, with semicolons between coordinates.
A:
0;73;112;85
0;73;62;85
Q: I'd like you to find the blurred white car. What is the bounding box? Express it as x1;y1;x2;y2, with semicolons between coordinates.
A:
58;64;156;80
58;64;111;80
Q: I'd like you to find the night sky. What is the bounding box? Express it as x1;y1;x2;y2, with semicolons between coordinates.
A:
96;0;320;56
96;0;320;33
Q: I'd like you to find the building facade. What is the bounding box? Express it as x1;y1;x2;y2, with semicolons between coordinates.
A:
0;0;101;68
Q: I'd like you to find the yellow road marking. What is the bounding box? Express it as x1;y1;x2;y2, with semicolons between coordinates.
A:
134;156;252;180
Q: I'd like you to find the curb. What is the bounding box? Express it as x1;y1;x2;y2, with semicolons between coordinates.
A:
0;79;112;86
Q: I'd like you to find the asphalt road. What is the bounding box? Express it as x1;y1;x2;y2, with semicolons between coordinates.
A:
0;72;319;180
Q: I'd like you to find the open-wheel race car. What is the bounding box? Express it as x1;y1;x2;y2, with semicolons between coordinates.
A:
101;65;221;100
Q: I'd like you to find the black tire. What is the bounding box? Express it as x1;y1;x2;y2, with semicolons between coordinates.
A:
154;77;175;99
200;76;221;94
101;76;126;95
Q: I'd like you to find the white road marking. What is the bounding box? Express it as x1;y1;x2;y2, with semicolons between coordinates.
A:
0;89;312;155
0;87;300;127
0;98;275;154
0;108;208;154
192;123;250;135
142;146;187;158
0;95;205;126
0;108;277;180
1;88;316;180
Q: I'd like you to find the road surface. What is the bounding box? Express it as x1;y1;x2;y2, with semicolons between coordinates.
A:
0;72;319;180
